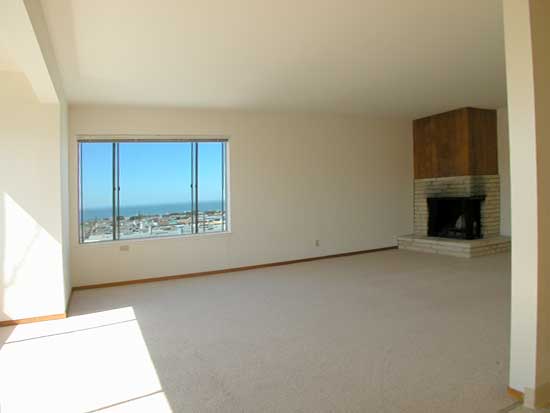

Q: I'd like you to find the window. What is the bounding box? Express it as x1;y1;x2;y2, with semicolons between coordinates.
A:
78;139;228;243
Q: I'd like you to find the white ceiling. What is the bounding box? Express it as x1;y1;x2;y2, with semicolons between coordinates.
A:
40;0;506;118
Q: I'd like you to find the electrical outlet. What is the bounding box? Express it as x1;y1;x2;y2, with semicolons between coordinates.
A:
120;245;130;252
315;240;320;247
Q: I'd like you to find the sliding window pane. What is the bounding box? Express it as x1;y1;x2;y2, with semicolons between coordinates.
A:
197;142;227;233
79;142;114;243
118;142;193;239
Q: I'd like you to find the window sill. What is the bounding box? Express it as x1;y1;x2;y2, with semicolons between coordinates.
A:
76;230;233;248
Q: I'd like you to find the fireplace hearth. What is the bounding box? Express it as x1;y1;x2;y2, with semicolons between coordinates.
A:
427;196;485;240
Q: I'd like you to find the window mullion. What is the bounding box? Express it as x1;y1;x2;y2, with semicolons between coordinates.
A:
116;143;120;240
222;142;226;232
79;143;84;243
112;142;120;241
190;143;195;233
194;142;199;234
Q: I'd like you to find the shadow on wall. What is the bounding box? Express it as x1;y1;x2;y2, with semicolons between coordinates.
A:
0;69;68;322
0;192;64;321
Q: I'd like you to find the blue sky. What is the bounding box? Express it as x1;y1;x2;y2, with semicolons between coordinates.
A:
81;142;225;208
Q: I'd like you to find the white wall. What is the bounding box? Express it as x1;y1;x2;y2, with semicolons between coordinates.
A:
0;71;67;321
530;0;550;405
22;0;72;307
497;107;511;236
504;0;539;398
69;105;413;287
504;0;550;407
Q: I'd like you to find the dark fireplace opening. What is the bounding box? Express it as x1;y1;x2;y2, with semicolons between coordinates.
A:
427;196;485;240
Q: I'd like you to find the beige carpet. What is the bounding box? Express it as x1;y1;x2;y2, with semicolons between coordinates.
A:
0;249;519;412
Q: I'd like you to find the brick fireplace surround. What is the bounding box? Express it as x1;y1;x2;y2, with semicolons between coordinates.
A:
398;107;511;258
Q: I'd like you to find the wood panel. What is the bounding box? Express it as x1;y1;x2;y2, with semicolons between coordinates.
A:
467;108;498;175
0;313;66;327
413;107;498;179
413;117;435;179
434;108;470;178
507;386;524;401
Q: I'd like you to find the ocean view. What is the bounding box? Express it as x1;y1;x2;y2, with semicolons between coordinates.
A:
79;141;228;241
83;201;224;221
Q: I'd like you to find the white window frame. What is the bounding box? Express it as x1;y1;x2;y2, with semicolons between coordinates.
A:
76;136;230;244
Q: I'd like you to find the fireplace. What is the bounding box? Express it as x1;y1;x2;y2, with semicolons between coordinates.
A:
398;107;510;257
427;196;485;240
